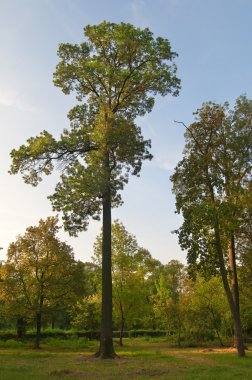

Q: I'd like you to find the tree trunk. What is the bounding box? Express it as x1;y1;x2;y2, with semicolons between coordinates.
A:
228;236;241;348
177;308;182;348
51;315;55;330
35;293;44;349
95;185;117;358
206;169;245;357
208;305;224;346
177;323;181;348
16;317;26;340
119;301;125;346
213;318;224;347
214;222;245;357
35;312;42;349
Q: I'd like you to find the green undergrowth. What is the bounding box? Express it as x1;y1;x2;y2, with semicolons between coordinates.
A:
0;328;167;342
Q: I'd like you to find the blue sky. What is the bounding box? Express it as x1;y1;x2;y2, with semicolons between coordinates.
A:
0;0;251;264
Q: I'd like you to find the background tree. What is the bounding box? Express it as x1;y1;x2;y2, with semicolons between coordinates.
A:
71;294;101;331
93;220;154;345
1;217;81;348
10;21;180;358
0;262;29;339
183;276;231;346
152;260;185;346
43;259;85;330
70;262;102;331
133;247;164;329
171;96;252;356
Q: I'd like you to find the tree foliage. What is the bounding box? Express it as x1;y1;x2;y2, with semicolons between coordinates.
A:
171;95;252;356
0;217;81;348
93;220;158;345
152;260;186;344
184;276;231;346
172;96;252;268
9;21;180;235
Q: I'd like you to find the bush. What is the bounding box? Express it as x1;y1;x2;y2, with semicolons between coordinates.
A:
127;330;167;338
0;329;167;343
0;339;26;348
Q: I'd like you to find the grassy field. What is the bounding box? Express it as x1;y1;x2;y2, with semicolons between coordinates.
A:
0;338;251;379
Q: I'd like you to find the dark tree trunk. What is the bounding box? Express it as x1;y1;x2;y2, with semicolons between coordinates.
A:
177;310;182;348
51;315;55;330
228;236;241;348
35;312;42;349
214;222;245;357
119;301;125;346
206;169;245;357
212;316;224;347
95;185;117;358
35;293;44;349
208;304;224;346
16;317;26;340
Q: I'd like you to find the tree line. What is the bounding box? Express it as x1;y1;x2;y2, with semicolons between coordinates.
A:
0;217;251;351
3;21;251;358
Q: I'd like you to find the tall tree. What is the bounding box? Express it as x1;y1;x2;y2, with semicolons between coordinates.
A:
1;217;81;348
171;96;252;357
9;21;180;357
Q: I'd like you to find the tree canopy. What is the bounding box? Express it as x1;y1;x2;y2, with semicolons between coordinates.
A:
10;22;180;233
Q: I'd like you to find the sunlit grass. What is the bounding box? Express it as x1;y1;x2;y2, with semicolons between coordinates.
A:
0;338;251;379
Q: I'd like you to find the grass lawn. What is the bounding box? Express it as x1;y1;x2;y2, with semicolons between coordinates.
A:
0;338;251;379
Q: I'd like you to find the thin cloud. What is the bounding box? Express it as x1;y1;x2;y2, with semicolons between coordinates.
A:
130;0;149;27
146;154;176;171
156;160;175;171
0;89;37;112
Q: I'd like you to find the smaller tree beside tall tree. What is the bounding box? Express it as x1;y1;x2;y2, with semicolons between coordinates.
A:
1;216;82;349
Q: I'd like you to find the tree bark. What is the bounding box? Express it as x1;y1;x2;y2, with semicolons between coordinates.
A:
205;167;245;357
35;293;44;349
16;317;26;340
177;308;182;348
35;312;42;349
51;315;55;330
214;222;245;357
119;301;125;346
95;185;117;358
228;236;241;348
